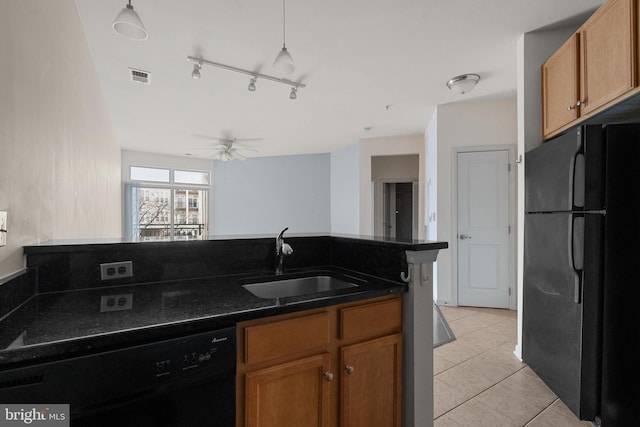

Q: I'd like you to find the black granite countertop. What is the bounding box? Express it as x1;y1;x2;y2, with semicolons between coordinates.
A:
23;233;448;253
0;267;406;369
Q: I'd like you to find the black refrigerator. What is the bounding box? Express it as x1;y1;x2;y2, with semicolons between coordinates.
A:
524;123;640;426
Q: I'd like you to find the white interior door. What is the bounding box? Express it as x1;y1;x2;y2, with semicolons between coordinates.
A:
457;150;510;308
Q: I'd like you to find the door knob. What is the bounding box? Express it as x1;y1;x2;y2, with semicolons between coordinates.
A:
459;234;472;240
324;372;334;381
345;365;354;375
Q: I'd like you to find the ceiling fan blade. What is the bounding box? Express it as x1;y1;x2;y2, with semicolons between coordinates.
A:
233;137;265;143
233;152;248;160
192;134;224;141
189;147;224;152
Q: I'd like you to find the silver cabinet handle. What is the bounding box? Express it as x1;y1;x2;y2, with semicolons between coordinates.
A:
459;234;472;240
345;365;354;375
324;372;334;381
567;100;584;111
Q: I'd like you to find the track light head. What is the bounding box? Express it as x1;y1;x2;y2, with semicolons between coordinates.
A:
289;86;297;100
192;63;201;80
248;77;257;92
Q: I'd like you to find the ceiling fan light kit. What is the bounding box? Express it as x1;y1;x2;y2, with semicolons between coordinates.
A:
189;136;261;161
112;0;148;41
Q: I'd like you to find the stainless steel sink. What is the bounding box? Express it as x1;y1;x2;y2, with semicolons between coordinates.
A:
242;275;360;299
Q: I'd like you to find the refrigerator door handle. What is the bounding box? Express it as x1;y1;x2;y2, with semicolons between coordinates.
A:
571;215;585;304
572;153;585;209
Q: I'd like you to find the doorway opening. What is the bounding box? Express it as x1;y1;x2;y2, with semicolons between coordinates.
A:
372;155;419;240
383;182;418;240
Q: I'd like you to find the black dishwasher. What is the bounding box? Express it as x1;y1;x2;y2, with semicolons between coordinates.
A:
0;327;236;427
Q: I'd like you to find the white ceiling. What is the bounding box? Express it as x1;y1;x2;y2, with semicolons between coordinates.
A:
75;0;605;159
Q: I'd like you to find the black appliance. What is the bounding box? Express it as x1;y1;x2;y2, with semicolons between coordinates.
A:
0;327;236;427
524;123;640;426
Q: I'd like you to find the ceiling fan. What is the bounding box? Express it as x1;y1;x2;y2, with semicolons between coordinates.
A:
190;135;261;161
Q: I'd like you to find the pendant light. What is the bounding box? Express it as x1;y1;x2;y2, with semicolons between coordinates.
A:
273;0;295;74
112;0;148;41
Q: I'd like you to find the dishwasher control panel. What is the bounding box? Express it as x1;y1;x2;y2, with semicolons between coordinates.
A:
149;328;235;379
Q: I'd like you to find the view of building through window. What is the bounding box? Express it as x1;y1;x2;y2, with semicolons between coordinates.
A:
129;167;210;241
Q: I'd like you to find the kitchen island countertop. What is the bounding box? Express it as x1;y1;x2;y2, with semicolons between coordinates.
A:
0;267;406;368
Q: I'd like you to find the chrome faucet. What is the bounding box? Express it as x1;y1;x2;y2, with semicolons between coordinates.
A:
275;227;293;275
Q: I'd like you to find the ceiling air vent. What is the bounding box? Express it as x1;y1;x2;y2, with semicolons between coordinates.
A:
129;68;150;85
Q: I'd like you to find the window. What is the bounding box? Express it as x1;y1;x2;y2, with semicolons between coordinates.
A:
130;166;170;183
127;166;210;241
174;170;209;185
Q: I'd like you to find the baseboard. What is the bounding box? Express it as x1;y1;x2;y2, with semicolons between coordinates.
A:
513;344;522;361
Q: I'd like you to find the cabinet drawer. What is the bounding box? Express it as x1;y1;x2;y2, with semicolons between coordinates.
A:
340;298;402;341
244;312;331;365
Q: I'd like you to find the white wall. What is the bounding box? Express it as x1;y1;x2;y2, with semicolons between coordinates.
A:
0;0;121;279
429;98;517;306
213;154;330;235
425;110;439;299
330;144;360;234
359;135;425;238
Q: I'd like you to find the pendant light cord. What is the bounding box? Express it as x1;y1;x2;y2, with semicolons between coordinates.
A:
282;0;286;48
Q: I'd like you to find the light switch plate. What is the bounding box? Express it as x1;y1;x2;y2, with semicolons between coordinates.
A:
0;211;6;247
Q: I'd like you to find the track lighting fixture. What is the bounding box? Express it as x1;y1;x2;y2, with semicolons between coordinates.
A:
187;56;305;100
192;62;202;80
112;0;148;41
273;0;295;74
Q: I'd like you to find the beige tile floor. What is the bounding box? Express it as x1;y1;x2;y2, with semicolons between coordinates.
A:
434;306;595;427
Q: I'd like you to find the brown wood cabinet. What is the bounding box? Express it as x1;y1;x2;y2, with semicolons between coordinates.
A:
236;295;403;427
245;353;332;427
542;0;638;139
580;0;636;115
542;34;580;137
340;334;403;427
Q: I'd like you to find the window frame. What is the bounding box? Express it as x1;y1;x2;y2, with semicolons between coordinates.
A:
127;165;212;241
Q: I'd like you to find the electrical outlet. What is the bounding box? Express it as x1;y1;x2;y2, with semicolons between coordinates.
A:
100;293;133;312
100;261;133;280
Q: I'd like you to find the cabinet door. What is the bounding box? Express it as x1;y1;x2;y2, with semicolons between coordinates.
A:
340;334;403;427
245;353;332;427
542;34;580;138
580;0;636;115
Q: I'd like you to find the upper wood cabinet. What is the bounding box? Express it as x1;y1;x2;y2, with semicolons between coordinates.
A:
542;34;580;137
580;0;636;115
542;0;638;139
